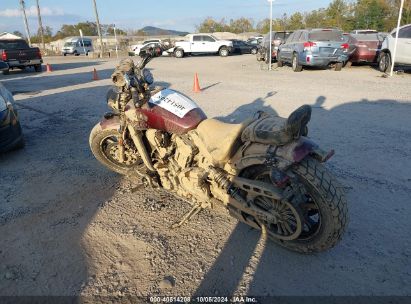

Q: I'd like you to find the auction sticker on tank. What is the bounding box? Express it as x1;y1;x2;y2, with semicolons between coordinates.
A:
149;89;198;118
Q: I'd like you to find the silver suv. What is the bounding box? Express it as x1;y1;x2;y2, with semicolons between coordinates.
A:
378;24;411;72
277;29;350;72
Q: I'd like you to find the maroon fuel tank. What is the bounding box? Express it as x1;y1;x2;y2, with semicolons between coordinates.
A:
137;89;207;135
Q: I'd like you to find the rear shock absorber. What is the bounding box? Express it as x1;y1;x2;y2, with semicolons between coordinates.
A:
208;167;246;203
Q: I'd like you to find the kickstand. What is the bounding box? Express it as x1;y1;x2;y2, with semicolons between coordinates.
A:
170;204;203;229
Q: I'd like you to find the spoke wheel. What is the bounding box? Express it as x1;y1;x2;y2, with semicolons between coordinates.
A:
89;123;143;175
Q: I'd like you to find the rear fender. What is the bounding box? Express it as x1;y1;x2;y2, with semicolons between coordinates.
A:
275;137;334;165
233;137;334;173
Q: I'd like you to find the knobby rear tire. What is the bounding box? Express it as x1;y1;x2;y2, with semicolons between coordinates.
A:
278;157;348;253
238;157;348;253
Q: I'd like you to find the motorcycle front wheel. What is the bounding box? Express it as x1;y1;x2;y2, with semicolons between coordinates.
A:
89;123;143;175
237;157;348;253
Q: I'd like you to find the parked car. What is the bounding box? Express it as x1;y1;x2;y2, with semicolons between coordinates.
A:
277;29;350;72
170;34;233;58
0;77;24;153
61;37;93;56
246;37;263;46
0;39;43;74
378;24;411;72
0;61;9;74
256;31;292;63
230;39;258;55
131;39;162;56
344;33;385;65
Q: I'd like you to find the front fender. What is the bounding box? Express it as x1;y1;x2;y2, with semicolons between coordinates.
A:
100;113;120;131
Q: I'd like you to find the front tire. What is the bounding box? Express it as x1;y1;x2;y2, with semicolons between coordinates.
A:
89;123;143;175
292;53;303;72
379;52;391;73
34;64;42;72
251;48;257;55
174;49;184;58
277;51;283;67
335;62;343;71
219;47;229;57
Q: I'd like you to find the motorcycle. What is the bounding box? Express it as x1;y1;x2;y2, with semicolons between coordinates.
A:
89;46;348;253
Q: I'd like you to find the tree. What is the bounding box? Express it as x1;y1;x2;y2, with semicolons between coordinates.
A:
305;9;328;28
288;12;304;30
229;17;254;33
12;31;24;38
196;17;229;33
326;0;350;29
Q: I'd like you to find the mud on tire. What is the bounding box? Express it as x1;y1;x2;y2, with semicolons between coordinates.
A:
278;157;348;253
89;123;143;175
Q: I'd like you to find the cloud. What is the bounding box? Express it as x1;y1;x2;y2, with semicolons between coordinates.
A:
0;6;65;18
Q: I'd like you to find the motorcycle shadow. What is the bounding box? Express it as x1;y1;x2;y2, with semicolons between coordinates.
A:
215;91;278;123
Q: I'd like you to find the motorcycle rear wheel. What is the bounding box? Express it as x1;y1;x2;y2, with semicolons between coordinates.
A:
89;123;143;175
238;157;348;253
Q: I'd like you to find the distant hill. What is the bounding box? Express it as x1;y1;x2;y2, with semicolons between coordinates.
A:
140;26;189;36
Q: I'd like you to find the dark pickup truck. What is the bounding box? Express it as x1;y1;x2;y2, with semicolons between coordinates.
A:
0;39;43;75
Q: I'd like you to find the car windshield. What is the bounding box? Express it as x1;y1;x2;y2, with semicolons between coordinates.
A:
0;40;29;50
64;42;76;47
309;31;344;42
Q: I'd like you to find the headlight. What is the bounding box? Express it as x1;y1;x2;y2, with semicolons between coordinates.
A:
0;95;7;112
142;69;154;85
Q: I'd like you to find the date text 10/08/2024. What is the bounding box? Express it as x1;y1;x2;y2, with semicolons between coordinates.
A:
149;296;258;303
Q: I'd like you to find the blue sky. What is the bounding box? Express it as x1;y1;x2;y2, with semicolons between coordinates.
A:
0;0;332;34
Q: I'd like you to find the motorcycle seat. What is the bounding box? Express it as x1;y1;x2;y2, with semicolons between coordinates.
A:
196;118;253;163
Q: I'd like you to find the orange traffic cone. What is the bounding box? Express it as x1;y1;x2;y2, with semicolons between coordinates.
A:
92;68;99;81
46;63;52;72
193;73;201;93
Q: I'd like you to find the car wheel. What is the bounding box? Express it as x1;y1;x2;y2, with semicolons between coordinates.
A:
2;69;10;75
63;53;67;56
335;62;343;71
219;47;229;57
292;53;303;72
379;52;391;73
34;64;42;72
174;49;184;58
251;48;257;55
277;51;283;67
344;61;352;68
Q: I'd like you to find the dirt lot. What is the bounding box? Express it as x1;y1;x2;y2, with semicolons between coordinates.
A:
0;54;410;300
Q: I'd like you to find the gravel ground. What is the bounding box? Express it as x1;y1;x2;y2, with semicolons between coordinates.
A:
0;54;410;300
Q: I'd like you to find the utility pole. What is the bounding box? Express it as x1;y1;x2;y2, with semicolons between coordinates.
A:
390;0;405;77
36;0;45;52
268;0;274;71
92;0;104;58
19;0;31;45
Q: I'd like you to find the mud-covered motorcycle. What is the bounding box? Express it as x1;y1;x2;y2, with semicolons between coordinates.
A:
89;46;348;253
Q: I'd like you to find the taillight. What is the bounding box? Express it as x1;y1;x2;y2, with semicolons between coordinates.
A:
341;43;349;49
1;51;7;61
303;41;317;48
37;49;42;59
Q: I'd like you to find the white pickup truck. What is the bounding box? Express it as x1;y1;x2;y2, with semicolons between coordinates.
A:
170;34;233;58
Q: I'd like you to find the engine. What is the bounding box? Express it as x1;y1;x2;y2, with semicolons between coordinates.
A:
146;130;211;204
